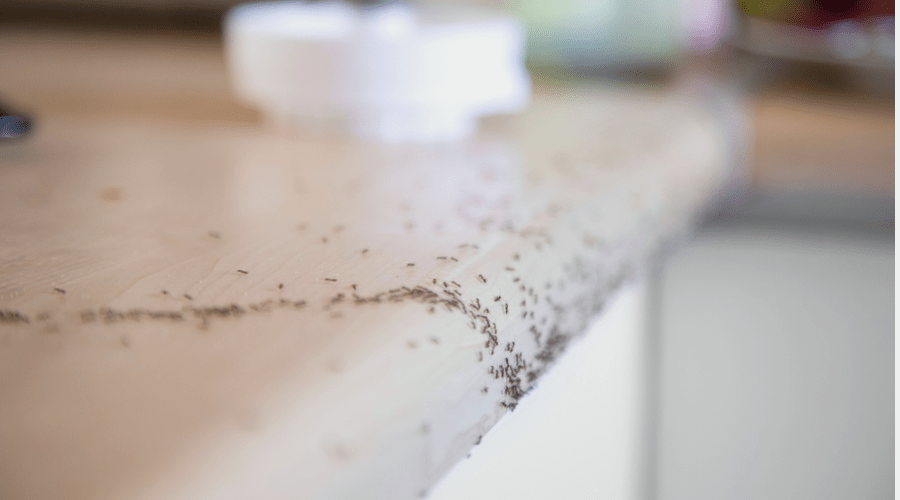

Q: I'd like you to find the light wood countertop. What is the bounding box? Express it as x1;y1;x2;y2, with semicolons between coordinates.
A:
0;29;730;500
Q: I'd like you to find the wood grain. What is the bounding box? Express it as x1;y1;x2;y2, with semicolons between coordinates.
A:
0;30;729;500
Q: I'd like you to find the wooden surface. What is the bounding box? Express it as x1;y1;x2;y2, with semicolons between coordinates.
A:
0;29;729;500
751;90;894;196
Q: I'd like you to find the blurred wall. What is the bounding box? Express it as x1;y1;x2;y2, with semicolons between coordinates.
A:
654;222;893;500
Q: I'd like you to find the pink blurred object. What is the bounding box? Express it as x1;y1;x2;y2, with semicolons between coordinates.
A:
680;0;733;53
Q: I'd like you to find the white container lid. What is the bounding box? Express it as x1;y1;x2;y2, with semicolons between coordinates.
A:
225;1;532;142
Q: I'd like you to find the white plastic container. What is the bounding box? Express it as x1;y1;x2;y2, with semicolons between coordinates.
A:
224;1;532;142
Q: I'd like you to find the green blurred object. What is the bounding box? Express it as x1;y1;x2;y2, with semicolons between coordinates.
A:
509;0;683;70
738;0;795;20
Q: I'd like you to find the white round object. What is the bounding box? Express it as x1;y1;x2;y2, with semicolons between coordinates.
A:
225;1;531;142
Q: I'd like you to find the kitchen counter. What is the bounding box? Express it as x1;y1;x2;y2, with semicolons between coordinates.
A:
0;29;731;500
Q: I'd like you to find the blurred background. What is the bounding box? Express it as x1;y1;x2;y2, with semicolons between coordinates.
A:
0;0;893;498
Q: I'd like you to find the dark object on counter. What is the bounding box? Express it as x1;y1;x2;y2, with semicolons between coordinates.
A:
0;99;33;140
